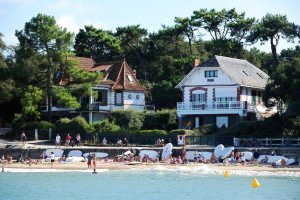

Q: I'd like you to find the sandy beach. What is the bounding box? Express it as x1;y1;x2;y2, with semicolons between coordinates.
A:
2;160;300;173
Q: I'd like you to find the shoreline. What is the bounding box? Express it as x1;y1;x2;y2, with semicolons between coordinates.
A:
2;161;300;174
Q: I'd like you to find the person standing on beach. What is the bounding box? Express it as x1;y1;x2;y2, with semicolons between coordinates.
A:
55;134;61;148
76;134;81;146
65;133;71;147
21;131;27;146
92;153;97;173
50;152;55;168
87;153;92;169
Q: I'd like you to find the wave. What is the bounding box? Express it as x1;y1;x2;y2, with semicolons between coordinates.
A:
128;165;300;178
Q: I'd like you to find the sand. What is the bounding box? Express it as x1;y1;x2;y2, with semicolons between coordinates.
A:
2;160;300;173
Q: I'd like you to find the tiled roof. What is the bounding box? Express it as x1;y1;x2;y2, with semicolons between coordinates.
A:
74;57;95;71
106;60;146;91
73;57;146;91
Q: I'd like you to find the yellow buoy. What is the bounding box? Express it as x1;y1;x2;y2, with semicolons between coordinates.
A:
252;178;260;188
224;169;229;178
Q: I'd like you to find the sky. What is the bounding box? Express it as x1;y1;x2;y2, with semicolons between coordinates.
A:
0;0;299;53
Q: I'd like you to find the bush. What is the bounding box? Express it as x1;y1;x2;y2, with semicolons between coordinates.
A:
284;118;300;137
144;109;177;130
24;121;53;130
193;124;217;136
109;110;144;130
225;121;256;137
93;119;120;134
55;116;90;138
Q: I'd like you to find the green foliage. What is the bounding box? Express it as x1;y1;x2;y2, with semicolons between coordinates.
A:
144;109;177;130
247;13;298;61
74;25;121;62
193;124;217;136
284;118;300;137
55;116;91;136
93;119;120;134
23;121;53;130
52;86;80;109
20;85;43;121
263;58;300;111
109;110;145;130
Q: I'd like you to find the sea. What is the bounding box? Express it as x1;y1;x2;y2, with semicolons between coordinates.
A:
0;166;300;200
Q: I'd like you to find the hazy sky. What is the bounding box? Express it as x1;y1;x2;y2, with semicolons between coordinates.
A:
0;0;299;52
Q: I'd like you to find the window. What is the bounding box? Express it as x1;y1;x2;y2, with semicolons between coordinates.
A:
128;94;132;99
205;70;218;78
257;72;267;79
207;79;214;82
127;75;133;82
94;90;106;105
115;92;122;105
192;93;206;102
243;70;251;76
216;97;237;102
136;95;140;100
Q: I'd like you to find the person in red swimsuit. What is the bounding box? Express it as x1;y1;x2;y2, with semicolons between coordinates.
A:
65;133;71;147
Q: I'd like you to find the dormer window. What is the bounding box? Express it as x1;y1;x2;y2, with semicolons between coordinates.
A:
205;70;218;78
243;70;251;76
127;75;133;82
257;72;267;79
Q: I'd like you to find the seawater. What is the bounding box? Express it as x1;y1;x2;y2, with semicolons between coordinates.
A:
0;167;300;200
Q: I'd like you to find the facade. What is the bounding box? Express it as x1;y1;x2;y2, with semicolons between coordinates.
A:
75;57;147;123
176;55;276;129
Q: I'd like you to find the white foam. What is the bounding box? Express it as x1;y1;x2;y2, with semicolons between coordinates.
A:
128;165;300;178
2;168;109;173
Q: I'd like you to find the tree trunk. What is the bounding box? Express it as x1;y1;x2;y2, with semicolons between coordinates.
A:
270;37;278;63
188;38;193;55
45;44;52;123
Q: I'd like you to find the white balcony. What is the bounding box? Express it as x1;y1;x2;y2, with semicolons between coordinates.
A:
177;101;253;116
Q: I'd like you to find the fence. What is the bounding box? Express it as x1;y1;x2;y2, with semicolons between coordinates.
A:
233;137;300;147
186;136;234;146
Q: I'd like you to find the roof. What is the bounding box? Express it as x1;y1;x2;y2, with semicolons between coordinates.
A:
105;60;146;91
74;57;146;91
74;57;95;71
176;55;269;89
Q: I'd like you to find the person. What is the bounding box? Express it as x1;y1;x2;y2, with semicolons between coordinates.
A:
50;152;55;168
211;152;217;164
92;153;97;173
59;154;66;163
281;159;286;168
117;139;122;147
182;146;188;164
75;134;81;146
102;137;107;146
253;149;260;165
55;134;61;148
123;138;128;146
21;131;27;145
65;133;71;147
87;153;92;169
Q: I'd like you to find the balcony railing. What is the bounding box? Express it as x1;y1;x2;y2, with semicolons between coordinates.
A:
177;101;253;111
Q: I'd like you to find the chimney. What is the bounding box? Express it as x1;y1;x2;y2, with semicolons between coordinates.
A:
192;59;200;67
133;69;137;78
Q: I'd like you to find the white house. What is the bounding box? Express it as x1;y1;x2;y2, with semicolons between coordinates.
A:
175;55;276;129
75;57;147;123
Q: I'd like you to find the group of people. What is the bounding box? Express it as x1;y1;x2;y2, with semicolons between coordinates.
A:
55;133;81;148
116;137;129;147
154;138;165;147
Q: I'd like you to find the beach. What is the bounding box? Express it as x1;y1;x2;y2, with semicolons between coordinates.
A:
3;160;300;173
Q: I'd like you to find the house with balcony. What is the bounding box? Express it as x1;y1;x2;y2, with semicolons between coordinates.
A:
75;57;147;123
175;55;276;129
